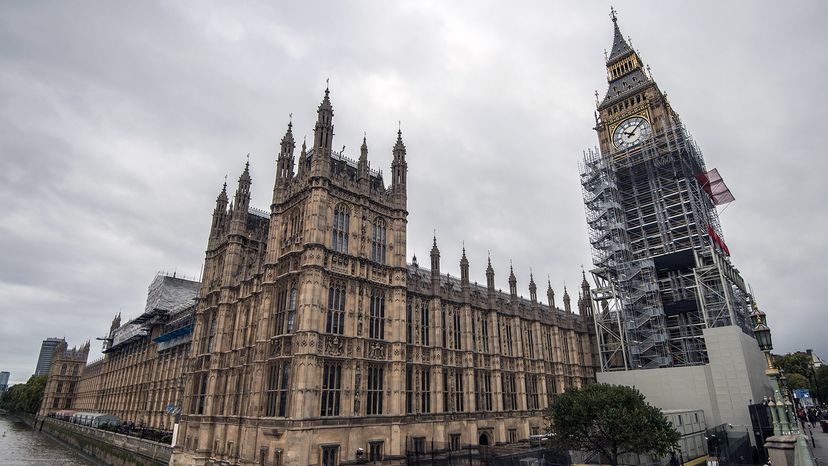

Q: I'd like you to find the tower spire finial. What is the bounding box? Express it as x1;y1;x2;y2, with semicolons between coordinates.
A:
610;5;617;22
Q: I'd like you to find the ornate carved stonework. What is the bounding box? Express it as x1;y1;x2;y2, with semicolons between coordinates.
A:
367;341;385;360
325;335;345;357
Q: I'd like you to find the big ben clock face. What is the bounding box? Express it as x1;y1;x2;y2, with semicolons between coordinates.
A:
612;116;652;149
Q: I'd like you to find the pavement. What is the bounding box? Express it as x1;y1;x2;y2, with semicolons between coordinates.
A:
806;421;828;466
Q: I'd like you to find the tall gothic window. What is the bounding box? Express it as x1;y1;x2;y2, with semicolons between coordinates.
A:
546;375;558;407
366;365;384;415
286;287;297;333
471;315;478;351
453;369;464;412
320;361;342;417
371;218;387;264
481;318;489;353
420;302;430;346
205;313;218;353
502;372;517;411
421;369;431;413
407;365;431;414
273;287;287;335
442;369;449;413
474;370;492;411
505;323;513;356
332;205;350;254
561;333;571;364
326;283;346;334
525;374;539;410
405;366;413;414
369;289;385;339
452;311;462;350
265;361;290;417
526;324;535;359
194;372;208;415
406;302;413;344
441;307;447;348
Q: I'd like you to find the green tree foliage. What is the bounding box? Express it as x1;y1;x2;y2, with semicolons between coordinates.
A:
546;383;680;466
0;375;47;414
815;365;828;402
785;373;810;391
773;352;812;381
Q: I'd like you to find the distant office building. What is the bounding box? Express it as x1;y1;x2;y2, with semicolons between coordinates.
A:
0;371;9;392
35;337;64;376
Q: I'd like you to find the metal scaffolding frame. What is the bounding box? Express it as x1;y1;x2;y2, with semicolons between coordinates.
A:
580;118;752;372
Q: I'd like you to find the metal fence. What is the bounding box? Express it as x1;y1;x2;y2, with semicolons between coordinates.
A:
404;440;570;466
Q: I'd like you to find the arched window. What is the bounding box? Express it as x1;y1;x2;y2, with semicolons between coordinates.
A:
332;205;350;253
326;282;346;334
286;287;297;333
369;289;385;340
371;218;387;264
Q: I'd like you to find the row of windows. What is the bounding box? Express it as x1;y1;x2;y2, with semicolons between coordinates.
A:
609;58;636;79
331;205;388;265
607;93;646;116
193;360;575;420
407;303;583;363
406;367;565;415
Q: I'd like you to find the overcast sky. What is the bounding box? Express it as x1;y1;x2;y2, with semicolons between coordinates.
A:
1;1;826;384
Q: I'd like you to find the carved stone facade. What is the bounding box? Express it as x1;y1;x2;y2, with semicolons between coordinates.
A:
70;273;199;430
170;89;598;466
38;339;90;415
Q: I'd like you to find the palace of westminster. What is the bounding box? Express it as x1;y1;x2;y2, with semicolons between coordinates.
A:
36;11;769;466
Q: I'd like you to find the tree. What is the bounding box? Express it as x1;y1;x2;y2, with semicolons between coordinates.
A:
773;352;812;381
815;365;828;403
0;374;47;414
546;383;680;466
785;373;810;391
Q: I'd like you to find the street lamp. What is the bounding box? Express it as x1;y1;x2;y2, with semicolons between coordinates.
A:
750;303;797;435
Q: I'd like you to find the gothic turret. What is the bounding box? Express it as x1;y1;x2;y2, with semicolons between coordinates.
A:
297;138;308;178
563;286;572;313
311;86;334;177
230;161;252;235
529;272;537;306
232;161;251;223
358;133;369;181
460;246;470;302
547;278;556;309
391;128;407;203
277;119;295;178
486;253;496;303
508;264;518;304
209;181;229;247
580;270;593;316
460;246;469;288
430;235;440;291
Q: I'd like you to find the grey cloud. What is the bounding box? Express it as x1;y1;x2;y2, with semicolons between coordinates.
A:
1;0;826;384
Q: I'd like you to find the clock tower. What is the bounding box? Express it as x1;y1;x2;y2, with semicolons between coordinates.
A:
595;8;678;155
581;10;754;371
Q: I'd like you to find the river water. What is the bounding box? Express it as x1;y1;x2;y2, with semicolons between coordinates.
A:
0;415;94;465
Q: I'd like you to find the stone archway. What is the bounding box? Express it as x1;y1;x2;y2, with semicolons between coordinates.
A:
479;431;491;446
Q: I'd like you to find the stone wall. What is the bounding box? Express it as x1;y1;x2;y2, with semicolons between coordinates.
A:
36;417;171;466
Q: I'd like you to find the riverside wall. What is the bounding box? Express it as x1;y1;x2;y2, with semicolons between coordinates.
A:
24;415;171;466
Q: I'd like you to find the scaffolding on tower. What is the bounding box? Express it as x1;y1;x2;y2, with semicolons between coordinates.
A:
580;117;752;372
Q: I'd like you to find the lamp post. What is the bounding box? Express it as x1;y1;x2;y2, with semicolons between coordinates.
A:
750;305;797;435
